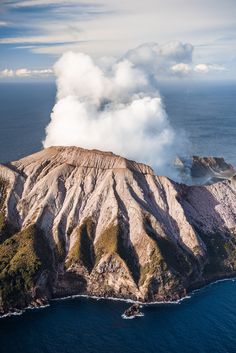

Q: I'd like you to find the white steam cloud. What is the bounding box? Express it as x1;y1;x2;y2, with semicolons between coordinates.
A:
44;42;190;176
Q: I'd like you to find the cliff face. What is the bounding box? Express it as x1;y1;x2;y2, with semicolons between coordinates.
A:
191;156;235;182
0;146;236;314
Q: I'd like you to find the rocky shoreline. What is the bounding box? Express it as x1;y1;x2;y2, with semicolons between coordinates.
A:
1;273;236;319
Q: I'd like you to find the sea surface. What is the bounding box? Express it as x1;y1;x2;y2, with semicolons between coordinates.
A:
0;80;236;353
0;281;236;353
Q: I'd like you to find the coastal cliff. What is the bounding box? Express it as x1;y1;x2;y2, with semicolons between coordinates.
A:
0;146;236;314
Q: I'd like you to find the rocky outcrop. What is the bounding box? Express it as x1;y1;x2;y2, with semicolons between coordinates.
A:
191;156;235;180
175;155;236;184
0;146;236;314
123;304;143;318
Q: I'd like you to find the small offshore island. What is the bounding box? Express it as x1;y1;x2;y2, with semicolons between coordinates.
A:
0;146;236;316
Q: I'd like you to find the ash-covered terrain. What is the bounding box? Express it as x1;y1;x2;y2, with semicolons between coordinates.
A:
0;146;236;315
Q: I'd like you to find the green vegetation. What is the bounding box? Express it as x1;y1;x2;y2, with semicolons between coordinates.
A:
198;230;236;274
156;237;192;275
0;177;16;243
55;236;66;263
66;218;95;272
0;177;7;210
0;178;8;242
95;221;140;284
0;225;52;310
0;211;6;234
0;210;15;244
116;229;140;285
140;217;193;287
139;242;163;286
95;223;119;263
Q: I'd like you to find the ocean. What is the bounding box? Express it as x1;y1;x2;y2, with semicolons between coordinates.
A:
0;80;236;353
1;281;236;353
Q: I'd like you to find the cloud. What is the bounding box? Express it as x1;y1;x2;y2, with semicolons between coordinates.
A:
170;62;226;76
2;0;236;64
0;0;110;55
124;42;224;78
0;69;14;77
6;0;84;7
125;41;193;73
0;36;80;45
0;67;53;78
194;63;226;73
44;45;189;178
30;42;87;55
170;63;191;75
0;21;8;26
0;41;224;80
1;0;235;81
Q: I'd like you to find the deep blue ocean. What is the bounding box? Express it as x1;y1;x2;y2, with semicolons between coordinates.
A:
0;81;236;353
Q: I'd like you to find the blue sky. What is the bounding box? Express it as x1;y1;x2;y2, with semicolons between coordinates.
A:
1;0;236;79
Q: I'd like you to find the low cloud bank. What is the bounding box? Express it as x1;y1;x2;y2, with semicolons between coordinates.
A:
0;68;53;78
0;41;225;81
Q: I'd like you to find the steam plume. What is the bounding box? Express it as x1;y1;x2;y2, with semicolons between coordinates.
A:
44;42;189;177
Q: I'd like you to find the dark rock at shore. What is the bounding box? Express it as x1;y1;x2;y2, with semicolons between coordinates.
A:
175;155;236;184
124;304;141;317
191;156;235;180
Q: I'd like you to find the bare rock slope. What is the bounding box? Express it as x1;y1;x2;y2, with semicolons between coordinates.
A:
1;146;236;314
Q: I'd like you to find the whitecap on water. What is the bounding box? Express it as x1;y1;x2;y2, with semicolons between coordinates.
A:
121;312;145;320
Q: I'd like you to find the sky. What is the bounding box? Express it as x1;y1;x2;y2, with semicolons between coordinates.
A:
0;0;236;80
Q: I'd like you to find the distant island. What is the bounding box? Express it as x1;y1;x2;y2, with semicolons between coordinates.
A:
0;146;236;316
